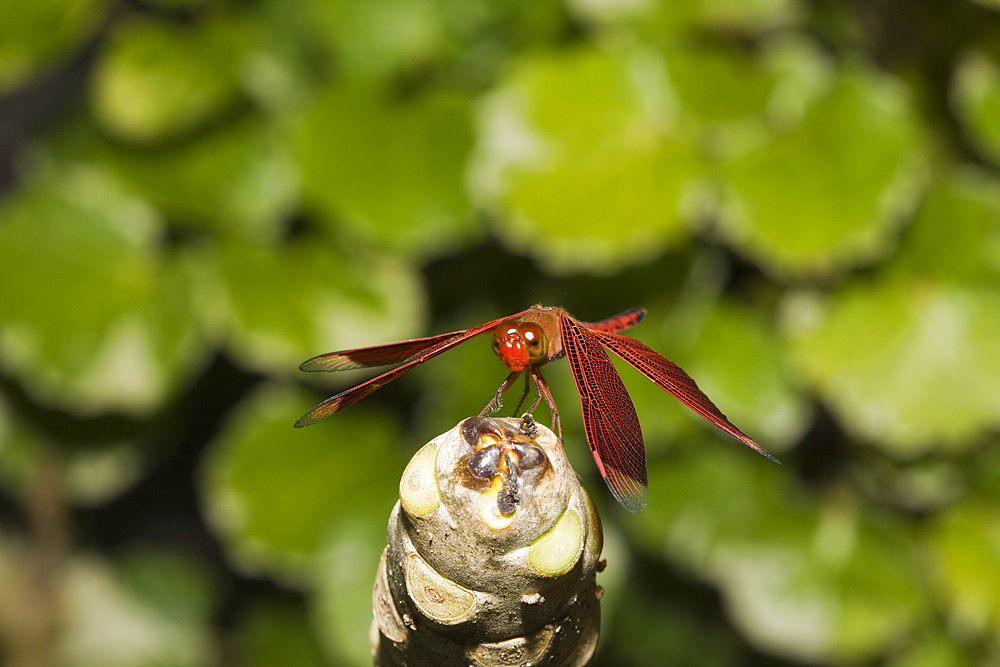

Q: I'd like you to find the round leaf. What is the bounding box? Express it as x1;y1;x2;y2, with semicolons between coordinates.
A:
91;17;247;144
295;83;477;257
207;238;424;374
476;46;699;273
717;65;923;278
953;51;1000;163
202;385;406;577
785;278;1000;455
0;166;203;415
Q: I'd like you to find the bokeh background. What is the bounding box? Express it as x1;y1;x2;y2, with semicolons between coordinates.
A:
2;0;1000;665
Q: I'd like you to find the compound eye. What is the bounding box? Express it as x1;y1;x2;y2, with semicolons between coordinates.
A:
517;322;547;363
492;320;520;354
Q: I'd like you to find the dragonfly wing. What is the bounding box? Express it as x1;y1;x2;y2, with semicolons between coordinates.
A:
592;330;779;463
296;309;530;426
300;330;465;371
295;361;423;426
579;307;646;335
560;314;648;513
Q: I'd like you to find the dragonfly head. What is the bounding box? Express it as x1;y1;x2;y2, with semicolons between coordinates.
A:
492;320;548;371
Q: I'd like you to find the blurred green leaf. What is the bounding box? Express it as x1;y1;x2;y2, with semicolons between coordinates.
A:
632;450;925;663
885;631;975;667
717;64;923;278
312;520;387;667
630;447;790;561
606;580;739;665
649;296;810;450
97;117;300;242
953;52;1000;162
91;16;248;144
666;40;777;124
928;500;1000;637
237;2;319;114
785;278;1000;455
295;82;477;257
647;0;799;31
308;0;446;80
0;0;104;93
232;599;328;667
206;237;424;374
477;46;698;273
202;384;405;577
785;172;1000;454
4;2;1000;665
0;165;204;416
895;169;1000;284
118;546;218;627
0;423;145;505
57;555;214;666
572;0;799;31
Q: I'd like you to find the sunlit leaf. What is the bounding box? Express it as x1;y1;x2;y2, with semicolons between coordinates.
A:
893;169;1000;284
311;520;388;667
785;277;1000;455
717;64;923;278
655;297;810;449
477;46;698;273
666;40;777;124
632;449;925;663
295;82;477;257
91;17;248;144
885;632;975;667
202;385;406;578
97;117;300;242
650;0;799;31
307;0;446;80
927;500;1000;637
0;166;204;415
785;173;1000;455
572;0;799;30
205;237;424;374
953;51;1000;162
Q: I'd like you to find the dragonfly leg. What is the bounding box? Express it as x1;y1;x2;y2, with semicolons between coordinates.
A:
481;370;523;416
510;371;534;415
531;367;561;440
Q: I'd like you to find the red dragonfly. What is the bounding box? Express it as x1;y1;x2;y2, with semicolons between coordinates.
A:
295;305;777;512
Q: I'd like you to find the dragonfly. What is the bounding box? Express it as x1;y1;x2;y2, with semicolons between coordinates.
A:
295;304;777;512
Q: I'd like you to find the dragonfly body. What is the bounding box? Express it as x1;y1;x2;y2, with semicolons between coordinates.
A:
296;304;776;512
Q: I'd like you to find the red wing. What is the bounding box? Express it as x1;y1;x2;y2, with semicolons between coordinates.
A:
590;330;779;463
295;310;529;427
579;307;646;335
300;331;465;372
560;314;648;513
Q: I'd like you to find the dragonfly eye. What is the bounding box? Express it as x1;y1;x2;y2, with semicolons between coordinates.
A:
517;322;547;363
492;319;538;370
491;320;521;355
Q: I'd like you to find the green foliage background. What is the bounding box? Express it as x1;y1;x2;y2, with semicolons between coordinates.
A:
1;0;1000;665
